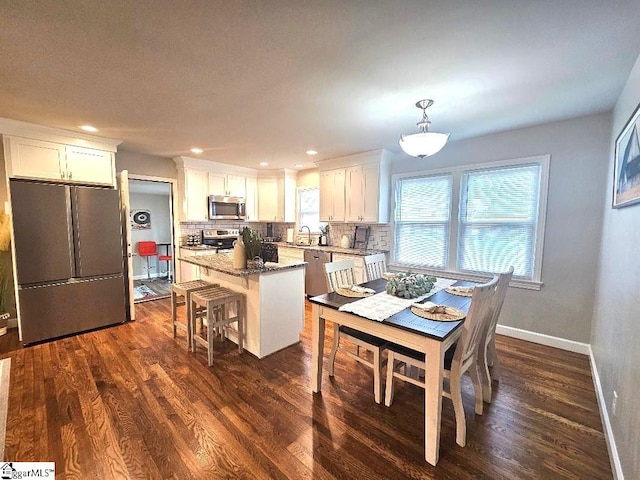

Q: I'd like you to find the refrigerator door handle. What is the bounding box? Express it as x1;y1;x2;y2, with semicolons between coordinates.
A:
65;186;78;278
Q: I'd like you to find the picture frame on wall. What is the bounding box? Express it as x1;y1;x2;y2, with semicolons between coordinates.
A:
613;102;640;208
131;209;152;230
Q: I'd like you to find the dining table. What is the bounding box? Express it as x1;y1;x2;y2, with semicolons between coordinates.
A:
308;277;473;466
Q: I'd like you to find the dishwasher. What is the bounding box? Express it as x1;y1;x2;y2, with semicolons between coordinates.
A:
304;250;332;297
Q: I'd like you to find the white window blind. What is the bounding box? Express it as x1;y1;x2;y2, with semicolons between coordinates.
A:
458;163;541;279
394;174;452;269
298;188;321;232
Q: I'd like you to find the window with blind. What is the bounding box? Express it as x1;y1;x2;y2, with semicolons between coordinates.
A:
394;174;452;269
458;163;541;279
392;156;548;285
298;187;321;232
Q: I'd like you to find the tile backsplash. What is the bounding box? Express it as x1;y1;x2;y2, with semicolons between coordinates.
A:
179;221;391;251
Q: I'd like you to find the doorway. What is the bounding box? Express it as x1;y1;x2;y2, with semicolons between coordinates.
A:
128;178;174;302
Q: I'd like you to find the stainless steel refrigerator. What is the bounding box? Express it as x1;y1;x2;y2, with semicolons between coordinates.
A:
10;180;127;344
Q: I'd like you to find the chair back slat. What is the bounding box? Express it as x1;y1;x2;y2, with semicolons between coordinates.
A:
364;253;387;281
484;266;514;346
454;276;498;365
324;260;356;292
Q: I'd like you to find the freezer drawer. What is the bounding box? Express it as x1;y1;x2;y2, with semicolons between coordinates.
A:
19;275;127;344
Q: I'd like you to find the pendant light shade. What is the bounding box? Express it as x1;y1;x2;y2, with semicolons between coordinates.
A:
399;99;449;158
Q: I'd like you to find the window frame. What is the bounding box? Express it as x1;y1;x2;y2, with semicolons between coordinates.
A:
296;186;322;234
390;155;550;290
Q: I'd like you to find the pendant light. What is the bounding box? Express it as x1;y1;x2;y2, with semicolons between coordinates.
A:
399;99;449;158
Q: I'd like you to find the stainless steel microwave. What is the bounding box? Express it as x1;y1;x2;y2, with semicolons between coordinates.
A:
208;195;246;220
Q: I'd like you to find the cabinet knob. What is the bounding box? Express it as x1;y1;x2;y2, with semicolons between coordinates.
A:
69;171;73;179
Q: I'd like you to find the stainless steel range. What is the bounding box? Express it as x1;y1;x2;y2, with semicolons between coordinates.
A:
201;229;240;252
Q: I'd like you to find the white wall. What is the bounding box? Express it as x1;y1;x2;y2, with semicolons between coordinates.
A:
391;113;611;343
591;53;640;480
130;192;172;278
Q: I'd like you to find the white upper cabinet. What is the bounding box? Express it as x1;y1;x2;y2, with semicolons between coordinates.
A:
65;145;114;185
317;150;390;224
319;168;345;222
244;176;258;222
209;172;246;197
173;156;259;222
184;169;209;221
257;170;297;222
3;135;117;186
257;177;278;221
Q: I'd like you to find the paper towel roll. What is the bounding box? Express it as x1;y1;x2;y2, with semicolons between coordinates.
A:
286;228;294;243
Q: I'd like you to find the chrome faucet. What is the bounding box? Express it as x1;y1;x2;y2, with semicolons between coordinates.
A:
300;225;311;245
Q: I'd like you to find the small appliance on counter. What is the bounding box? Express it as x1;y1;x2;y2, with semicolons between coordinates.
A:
187;234;201;246
286;228;295;244
201;229;240;252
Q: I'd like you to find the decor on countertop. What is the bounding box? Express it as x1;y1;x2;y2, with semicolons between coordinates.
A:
399;99;449;158
340;234;351;249
233;235;247;269
613;101;640;208
131;209;151;230
241;227;262;261
386;272;437;299
319;224;329;246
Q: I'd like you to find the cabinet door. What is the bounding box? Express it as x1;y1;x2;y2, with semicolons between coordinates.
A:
65;146;115;185
345;166;364;222
361;163;380;223
7;137;65;181
332;169;346;222
226;174;246;197
278;175;296;222
208;172;227;196
245;177;258;221
185;169;209;221
179;248;200;282
258;178;278;221
319;171;333;222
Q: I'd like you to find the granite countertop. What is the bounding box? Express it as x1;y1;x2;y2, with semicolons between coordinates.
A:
179;252;307;277
179;245;219;251
273;242;388;256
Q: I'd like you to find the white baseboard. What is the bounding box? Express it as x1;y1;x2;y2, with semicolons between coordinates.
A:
495;324;590;354
589;346;624;480
133;273;165;281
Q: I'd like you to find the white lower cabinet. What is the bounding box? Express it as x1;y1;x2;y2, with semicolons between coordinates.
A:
179;248;218;282
277;246;305;264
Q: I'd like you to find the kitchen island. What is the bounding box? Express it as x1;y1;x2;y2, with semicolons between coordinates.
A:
178;252;307;358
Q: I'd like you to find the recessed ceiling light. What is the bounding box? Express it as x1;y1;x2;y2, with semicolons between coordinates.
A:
79;125;98;132
294;164;303;168
305;149;318;156
259;162;269;167
190;148;203;154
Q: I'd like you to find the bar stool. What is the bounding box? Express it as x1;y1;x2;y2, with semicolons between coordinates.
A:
190;286;244;366
170;280;217;350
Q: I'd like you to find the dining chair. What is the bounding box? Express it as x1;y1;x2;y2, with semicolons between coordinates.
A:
137;241;158;280
384;275;499;447
478;266;513;403
364;253;387;281
324;259;387;404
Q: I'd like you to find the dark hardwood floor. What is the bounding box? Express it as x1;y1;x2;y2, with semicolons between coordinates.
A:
0;299;612;479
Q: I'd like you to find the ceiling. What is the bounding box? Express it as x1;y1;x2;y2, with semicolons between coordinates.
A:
1;1;639;170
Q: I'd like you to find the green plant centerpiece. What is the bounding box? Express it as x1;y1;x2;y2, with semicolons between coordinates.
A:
386;272;437;299
241;227;262;261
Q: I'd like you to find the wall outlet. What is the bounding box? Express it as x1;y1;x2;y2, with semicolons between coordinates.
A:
612;391;618;416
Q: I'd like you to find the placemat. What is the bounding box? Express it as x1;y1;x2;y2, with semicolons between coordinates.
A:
336;287;374;298
410;305;465;321
445;286;474;297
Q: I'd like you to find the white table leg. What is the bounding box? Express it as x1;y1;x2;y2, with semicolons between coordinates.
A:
423;339;445;466
311;303;325;393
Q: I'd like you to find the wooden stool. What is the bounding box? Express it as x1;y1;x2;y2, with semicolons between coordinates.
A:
171;280;217;350
190;286;244;366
